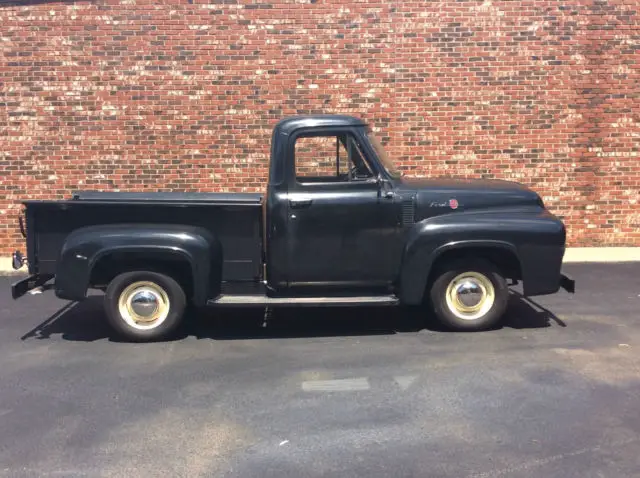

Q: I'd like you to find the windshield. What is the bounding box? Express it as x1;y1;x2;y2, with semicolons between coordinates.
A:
366;130;402;178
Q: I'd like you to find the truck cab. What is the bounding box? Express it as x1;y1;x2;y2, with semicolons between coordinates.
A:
12;115;575;341
265;115;405;290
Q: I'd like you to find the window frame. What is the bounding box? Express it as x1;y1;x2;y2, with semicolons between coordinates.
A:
293;133;348;181
290;127;378;188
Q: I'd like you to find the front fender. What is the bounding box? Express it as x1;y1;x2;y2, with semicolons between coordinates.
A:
398;209;566;304
55;224;222;304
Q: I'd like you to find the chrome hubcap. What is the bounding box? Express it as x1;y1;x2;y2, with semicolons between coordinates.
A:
455;280;484;308
118;281;170;330
130;290;159;318
445;272;495;321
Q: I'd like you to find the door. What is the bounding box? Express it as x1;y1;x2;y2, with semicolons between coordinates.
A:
286;131;400;287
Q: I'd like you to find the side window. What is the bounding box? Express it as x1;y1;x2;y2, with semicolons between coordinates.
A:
294;134;373;183
295;135;347;179
346;136;374;180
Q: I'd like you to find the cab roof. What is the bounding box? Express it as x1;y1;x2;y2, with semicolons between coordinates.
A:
274;115;366;135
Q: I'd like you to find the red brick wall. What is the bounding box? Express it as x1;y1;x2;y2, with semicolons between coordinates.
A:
1;0;639;254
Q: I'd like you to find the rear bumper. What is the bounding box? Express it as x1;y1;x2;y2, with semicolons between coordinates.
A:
11;274;53;300
560;273;575;293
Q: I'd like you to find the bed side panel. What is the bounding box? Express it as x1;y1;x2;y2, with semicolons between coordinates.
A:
28;201;262;281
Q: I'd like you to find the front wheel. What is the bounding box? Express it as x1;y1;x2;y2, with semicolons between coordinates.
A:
429;260;509;331
104;271;186;342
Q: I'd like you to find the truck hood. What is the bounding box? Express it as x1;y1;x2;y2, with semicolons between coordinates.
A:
396;177;543;218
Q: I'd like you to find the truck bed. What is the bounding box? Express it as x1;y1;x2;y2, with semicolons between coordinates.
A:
23;191;264;282
70;190;263;205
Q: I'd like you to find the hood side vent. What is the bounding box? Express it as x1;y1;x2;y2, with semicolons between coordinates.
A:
401;196;416;226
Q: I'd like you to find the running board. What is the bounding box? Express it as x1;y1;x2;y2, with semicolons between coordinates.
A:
207;294;399;307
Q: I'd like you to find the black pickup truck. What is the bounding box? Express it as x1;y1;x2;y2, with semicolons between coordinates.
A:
11;115;574;341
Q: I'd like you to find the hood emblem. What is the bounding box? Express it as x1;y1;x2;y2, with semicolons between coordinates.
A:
428;199;461;209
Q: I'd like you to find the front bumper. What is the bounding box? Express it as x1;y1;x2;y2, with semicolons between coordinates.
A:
560;273;575;293
11;274;53;300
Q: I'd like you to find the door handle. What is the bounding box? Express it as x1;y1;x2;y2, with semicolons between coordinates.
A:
289;198;313;209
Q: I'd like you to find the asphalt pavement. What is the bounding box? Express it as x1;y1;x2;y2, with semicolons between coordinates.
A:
0;263;639;477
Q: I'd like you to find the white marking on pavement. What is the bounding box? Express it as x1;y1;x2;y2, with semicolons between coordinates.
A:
279;440;289;446
393;375;418;391
302;377;370;392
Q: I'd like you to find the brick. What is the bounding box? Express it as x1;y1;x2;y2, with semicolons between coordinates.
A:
0;0;639;254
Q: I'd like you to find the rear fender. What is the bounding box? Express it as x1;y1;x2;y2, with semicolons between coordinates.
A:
55;224;222;305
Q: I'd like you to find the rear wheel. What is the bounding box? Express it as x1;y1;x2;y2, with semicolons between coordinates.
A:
104;271;186;342
429;259;509;331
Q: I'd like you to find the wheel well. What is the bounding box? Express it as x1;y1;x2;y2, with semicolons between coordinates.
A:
427;246;522;286
90;251;194;299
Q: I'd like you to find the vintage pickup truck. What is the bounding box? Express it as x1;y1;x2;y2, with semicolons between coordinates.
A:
11;115;574;341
